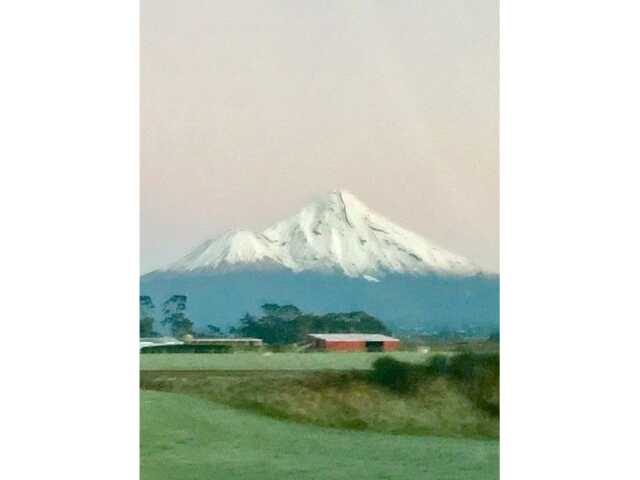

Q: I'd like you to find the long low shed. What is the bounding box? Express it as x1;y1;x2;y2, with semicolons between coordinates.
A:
308;333;400;352
188;338;264;347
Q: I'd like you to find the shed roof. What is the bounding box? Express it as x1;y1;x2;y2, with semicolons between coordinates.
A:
189;338;263;343
308;333;399;342
139;337;183;350
139;336;182;344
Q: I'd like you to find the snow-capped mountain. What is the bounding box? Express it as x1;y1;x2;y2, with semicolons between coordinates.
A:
142;191;498;331
164;190;482;280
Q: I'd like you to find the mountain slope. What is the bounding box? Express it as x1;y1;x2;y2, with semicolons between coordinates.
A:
167;190;482;279
141;270;498;333
143;190;498;332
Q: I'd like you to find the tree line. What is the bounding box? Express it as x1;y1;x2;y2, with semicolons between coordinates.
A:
140;296;389;344
231;303;390;345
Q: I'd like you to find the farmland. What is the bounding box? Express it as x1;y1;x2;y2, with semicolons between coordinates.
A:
141;390;499;480
141;351;499;479
140;351;429;371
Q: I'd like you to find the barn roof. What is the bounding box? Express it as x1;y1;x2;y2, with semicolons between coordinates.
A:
307;333;399;342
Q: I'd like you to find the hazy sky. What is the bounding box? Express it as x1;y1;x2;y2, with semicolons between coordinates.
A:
141;0;498;274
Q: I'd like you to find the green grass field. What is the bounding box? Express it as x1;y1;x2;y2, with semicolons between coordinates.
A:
140;351;430;371
141;390;499;480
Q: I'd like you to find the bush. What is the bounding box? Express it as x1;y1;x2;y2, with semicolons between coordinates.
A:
448;353;499;381
448;353;499;416
423;354;449;376
369;357;415;394
368;353;500;416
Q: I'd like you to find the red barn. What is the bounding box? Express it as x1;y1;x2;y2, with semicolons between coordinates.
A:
308;333;400;352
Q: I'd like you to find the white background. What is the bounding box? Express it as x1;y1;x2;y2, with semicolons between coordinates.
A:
1;1;640;478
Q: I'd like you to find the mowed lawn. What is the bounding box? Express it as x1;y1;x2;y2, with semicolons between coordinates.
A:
140;351;429;371
141;390;499;480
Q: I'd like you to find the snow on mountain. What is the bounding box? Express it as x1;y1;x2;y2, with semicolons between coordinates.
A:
165;190;482;279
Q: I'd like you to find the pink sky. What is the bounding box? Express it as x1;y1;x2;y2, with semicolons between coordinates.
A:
141;0;498;273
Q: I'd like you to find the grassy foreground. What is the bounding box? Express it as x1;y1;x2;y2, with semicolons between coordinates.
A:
140;351;429;371
141;390;499;480
141;368;498;438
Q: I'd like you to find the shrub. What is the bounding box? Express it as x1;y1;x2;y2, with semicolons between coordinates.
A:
423;354;449;376
368;353;499;415
448;353;499;381
448;353;499;416
369;357;415;394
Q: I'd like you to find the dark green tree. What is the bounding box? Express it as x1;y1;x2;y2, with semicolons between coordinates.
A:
140;295;157;337
207;324;223;336
260;303;301;319
233;304;390;345
161;294;194;338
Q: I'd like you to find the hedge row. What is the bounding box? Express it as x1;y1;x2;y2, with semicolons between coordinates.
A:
140;344;232;354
